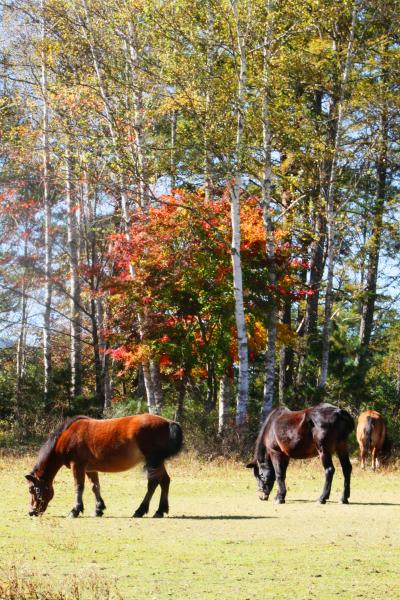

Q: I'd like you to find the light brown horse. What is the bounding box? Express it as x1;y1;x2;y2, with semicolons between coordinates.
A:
26;414;182;518
357;410;391;470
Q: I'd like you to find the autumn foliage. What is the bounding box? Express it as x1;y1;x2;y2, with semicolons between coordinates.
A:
106;191;309;383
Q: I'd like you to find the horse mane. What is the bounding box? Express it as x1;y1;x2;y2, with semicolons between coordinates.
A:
254;407;288;463
32;415;89;473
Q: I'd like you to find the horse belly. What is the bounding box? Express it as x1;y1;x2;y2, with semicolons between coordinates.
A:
276;432;317;459
86;443;145;473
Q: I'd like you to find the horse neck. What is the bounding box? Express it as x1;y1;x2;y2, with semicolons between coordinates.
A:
34;450;63;483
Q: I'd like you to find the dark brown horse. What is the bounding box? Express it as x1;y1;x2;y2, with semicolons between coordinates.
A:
26;414;182;518
357;410;391;470
247;403;354;504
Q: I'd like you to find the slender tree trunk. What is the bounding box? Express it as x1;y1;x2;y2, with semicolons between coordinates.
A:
279;299;293;405
357;109;388;373
218;374;230;434
127;20;147;209
229;0;249;429
41;1;53;411
15;239;29;417
394;360;400;416
176;374;188;422
66;148;82;400
150;359;163;414
204;0;214;201
319;4;358;390
260;0;277;423
170;110;177;190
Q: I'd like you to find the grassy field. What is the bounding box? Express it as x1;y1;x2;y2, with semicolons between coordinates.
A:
0;451;399;599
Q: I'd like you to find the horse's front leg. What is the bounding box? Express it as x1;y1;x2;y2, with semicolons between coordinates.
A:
69;462;85;518
270;452;288;504
337;448;352;504
318;450;335;504
86;471;106;517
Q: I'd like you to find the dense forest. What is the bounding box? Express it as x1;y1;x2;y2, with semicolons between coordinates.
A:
0;0;399;447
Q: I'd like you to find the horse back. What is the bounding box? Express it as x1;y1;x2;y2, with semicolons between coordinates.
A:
55;414;181;473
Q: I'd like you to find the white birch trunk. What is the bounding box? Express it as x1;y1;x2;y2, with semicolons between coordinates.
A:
41;0;53;409
66;148;82;399
218;374;230;434
15;238;29;416
230;0;249;429
319;3;358;389
260;0;277;423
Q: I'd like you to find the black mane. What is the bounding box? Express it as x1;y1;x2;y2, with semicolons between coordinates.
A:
32;415;89;473
254;407;288;463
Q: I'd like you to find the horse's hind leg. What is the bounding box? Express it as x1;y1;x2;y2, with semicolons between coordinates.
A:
153;467;170;518
86;471;106;517
133;467;160;518
359;443;367;469
371;446;377;470
270;452;288;504
318;450;335;504
337;447;352;504
69;462;85;518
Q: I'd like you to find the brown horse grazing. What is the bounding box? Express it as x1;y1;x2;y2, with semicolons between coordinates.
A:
25;414;182;518
247;403;354;504
357;410;391;470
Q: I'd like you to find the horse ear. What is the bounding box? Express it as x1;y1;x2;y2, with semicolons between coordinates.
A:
246;462;256;469
25;474;36;483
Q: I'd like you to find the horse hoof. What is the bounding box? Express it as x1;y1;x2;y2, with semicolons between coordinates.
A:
318;499;326;505
274;498;285;505
133;511;144;518
68;509;80;518
95;510;104;517
340;499;349;505
153;511;164;518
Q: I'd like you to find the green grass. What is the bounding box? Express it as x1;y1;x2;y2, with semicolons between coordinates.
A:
1;452;399;599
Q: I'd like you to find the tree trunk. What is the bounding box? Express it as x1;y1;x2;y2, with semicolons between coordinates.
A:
260;0;277;423
218;374;230;434
229;0;249;429
150;359;163;414
204;0;214;201
15;238;29;417
357;109;388;373
41;2;53;411
319;4;358;390
279;299;293;405
66;148;82;400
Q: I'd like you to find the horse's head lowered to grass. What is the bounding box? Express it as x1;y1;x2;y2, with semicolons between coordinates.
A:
25;473;54;516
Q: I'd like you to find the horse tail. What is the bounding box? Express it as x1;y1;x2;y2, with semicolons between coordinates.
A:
364;416;374;451
339;408;355;434
166;421;183;459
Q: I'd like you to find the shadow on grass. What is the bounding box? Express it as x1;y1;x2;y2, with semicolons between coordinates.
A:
169;515;276;520
289;499;400;506
49;514;276;520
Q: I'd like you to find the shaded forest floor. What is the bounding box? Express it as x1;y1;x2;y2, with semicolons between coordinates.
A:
0;453;399;599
